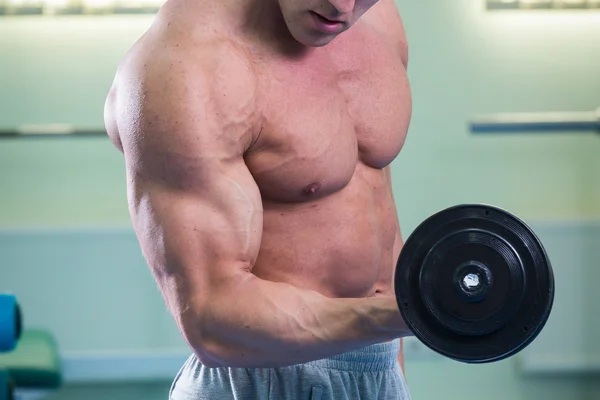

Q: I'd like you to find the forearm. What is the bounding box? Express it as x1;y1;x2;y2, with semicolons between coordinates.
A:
189;273;409;368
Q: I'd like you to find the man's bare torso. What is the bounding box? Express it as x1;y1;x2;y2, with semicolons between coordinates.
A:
105;0;411;301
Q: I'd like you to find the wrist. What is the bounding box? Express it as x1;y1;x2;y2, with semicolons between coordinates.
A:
364;297;410;339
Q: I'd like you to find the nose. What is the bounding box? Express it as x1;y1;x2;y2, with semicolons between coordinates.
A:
329;0;355;14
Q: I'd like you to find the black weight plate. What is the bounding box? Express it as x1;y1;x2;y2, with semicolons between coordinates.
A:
395;204;554;363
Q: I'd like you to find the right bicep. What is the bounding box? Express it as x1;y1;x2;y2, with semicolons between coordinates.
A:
115;46;263;331
129;157;263;318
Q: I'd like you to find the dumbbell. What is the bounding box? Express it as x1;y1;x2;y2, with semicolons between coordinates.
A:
0;294;22;353
0;294;21;400
395;204;554;363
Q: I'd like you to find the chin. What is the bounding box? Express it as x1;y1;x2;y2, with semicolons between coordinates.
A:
290;30;339;48
304;36;337;47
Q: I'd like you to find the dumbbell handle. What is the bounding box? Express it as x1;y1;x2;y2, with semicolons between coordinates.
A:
470;108;600;134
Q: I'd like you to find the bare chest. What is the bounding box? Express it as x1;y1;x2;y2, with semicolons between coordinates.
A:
245;27;411;202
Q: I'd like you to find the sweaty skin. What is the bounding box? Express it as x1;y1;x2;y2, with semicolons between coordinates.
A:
104;0;412;369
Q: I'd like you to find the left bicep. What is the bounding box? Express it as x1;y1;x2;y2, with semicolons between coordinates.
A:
387;167;405;372
386;166;404;259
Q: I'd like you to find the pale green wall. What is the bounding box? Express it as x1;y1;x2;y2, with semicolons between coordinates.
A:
0;16;148;227
396;4;600;398
394;0;600;235
1;0;600;399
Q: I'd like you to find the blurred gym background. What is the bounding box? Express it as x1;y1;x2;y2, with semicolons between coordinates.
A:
1;0;599;398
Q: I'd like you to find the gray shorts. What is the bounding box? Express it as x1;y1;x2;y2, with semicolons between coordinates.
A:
169;339;411;400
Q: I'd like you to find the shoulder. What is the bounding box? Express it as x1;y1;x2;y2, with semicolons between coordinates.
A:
363;0;409;66
104;15;260;154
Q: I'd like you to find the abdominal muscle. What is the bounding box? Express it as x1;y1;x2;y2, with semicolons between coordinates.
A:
251;166;399;300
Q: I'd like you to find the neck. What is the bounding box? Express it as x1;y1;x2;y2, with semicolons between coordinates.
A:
241;0;312;57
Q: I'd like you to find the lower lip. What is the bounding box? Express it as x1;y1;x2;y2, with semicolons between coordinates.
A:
310;12;344;34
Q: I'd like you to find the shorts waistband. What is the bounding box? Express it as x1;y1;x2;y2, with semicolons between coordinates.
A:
302;340;400;372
